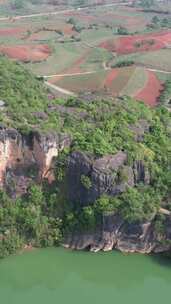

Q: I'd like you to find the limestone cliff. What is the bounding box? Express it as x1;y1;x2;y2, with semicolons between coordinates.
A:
0;126;170;255
0;125;70;197
63;151;171;254
65;151;150;206
63;214;171;254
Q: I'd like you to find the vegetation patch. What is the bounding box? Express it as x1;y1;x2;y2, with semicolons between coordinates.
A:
159;78;171;106
0;56;171;257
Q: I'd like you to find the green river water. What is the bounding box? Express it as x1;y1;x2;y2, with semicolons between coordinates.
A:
0;247;171;304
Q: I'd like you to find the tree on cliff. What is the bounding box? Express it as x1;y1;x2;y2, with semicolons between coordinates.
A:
0;56;170;257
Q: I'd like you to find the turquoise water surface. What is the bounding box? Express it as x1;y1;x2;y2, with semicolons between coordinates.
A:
0;247;171;304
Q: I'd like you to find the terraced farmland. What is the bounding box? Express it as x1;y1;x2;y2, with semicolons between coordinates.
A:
0;0;170;107
49;66;162;106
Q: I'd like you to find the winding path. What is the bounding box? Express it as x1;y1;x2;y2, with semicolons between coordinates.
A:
42;66;171;79
0;2;132;22
44;81;77;96
147;68;171;74
43;70;97;78
43;65;171;97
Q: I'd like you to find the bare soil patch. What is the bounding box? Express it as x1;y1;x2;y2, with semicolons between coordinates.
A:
100;31;171;55
0;44;51;62
135;71;163;106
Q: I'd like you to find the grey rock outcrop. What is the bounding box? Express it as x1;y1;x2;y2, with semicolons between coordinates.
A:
63;150;171;254
66;151;150;206
63;213;171;254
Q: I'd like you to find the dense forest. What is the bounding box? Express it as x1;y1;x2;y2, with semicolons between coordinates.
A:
0;56;171;257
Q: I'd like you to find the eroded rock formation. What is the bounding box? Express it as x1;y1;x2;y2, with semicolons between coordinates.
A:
63;151;171;254
0;126;170;255
0;125;70;197
66;151;149;206
63;213;171;254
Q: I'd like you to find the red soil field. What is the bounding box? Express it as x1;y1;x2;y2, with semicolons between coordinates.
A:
63;25;75;35
0;27;25;37
100;31;171;55
135;71;163;107
104;68;119;86
0;44;51;62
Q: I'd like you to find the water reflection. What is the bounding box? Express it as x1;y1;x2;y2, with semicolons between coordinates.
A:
150;253;171;268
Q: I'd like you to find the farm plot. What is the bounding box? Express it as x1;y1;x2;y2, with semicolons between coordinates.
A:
135;71;163;107
63;49;92;74
49;70;108;93
49;66;162;107
104;68;119;86
121;67;148;97
107;66;136;96
106;67;163;106
49;67;135;95
27;30;61;42
100;31;171;55
27;43;86;75
98;12;147;31
80;47;112;72
63;11;96;25
0;27;26;37
0;2;166;108
132;49;171;72
88;4;153;31
27;24;75;41
0;44;51;62
80;28;115;46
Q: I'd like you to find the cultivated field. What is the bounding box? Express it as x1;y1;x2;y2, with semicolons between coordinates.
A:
100;31;171;55
49;66;163;106
0;0;170;106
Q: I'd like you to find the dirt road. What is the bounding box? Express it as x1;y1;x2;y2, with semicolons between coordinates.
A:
0;2;132;21
45;81;77;96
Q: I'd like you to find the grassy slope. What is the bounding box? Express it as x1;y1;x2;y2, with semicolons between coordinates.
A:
109;66;136;95
28;42;85;75
55;70;107;92
121;67;148;96
115;49;171;72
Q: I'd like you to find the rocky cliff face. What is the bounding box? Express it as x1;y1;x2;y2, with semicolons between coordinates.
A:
0;126;170;255
63;151;171;254
63;213;171;254
0;126;70;197
66;151;150;206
